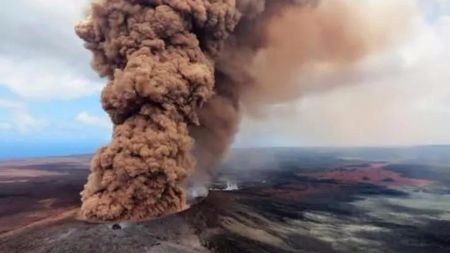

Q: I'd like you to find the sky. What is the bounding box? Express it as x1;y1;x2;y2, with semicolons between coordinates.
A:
0;0;449;158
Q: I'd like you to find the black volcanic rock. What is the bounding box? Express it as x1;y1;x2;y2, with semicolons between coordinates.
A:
1;148;450;252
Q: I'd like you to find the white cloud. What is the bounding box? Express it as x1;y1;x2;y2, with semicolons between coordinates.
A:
0;58;101;100
0;0;102;100
0;99;46;133
76;112;111;130
0;99;22;109
0;0;448;147
0;122;12;131
418;0;450;19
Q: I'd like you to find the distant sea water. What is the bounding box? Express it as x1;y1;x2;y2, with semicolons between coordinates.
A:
0;141;104;160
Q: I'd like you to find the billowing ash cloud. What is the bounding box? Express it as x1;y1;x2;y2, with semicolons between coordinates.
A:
76;0;413;221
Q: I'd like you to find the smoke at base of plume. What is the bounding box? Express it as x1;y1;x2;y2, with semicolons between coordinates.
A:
76;0;415;221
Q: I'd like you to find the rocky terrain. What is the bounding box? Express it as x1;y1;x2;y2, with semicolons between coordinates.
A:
1;147;450;253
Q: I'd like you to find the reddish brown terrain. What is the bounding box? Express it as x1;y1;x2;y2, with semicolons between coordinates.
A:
300;162;432;188
1;147;450;253
0;156;90;236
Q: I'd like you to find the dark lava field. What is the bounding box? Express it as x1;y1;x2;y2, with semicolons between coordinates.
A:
1;146;450;253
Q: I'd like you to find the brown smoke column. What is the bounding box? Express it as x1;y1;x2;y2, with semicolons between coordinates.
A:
76;0;412;221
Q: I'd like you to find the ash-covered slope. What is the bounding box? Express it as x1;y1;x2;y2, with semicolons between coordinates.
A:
2;148;450;253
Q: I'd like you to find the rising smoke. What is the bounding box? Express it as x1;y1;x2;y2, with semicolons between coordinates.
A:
76;0;413;221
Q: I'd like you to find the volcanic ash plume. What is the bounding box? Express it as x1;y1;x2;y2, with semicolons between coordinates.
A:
76;0;413;221
76;0;240;221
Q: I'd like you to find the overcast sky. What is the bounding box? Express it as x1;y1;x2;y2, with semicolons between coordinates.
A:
0;0;449;158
